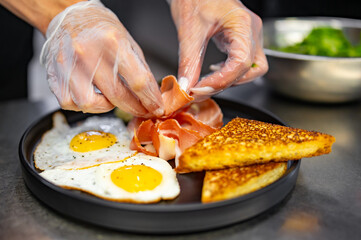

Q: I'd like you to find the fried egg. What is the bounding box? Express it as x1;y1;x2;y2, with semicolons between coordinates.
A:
40;155;180;203
34;112;135;170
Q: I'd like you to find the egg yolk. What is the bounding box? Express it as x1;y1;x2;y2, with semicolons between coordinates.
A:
110;165;162;192
70;130;117;152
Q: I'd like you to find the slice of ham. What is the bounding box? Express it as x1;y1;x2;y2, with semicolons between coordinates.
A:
129;120;157;156
129;75;223;161
161;75;194;116
173;112;216;138
185;98;223;128
157;119;203;154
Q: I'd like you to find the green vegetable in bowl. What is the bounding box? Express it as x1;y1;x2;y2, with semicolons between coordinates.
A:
275;27;361;57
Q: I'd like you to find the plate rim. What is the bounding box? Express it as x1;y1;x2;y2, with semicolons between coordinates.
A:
18;97;300;230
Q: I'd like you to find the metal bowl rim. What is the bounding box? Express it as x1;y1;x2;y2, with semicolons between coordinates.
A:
264;48;361;61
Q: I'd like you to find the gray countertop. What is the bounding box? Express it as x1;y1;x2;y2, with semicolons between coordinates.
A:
1;82;360;240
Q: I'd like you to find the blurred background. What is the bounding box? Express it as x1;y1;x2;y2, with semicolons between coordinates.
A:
0;0;360;102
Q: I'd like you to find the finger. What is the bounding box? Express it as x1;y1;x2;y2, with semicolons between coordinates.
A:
190;13;257;97
232;16;268;86
66;42;114;113
190;39;253;96
177;25;209;92
92;56;149;117
68;63;114;113
48;73;81;112
232;45;268;86
116;37;164;117
49;49;80;111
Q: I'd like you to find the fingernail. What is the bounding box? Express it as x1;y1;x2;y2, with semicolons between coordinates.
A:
178;77;189;92
190;86;215;95
209;64;222;71
154;107;164;116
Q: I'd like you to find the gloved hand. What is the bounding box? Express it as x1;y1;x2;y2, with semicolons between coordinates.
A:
169;0;268;101
40;0;164;117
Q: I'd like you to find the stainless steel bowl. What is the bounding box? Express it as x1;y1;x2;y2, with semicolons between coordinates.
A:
263;17;361;103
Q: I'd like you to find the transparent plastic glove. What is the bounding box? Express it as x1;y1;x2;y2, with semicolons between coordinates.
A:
40;0;163;117
170;0;268;101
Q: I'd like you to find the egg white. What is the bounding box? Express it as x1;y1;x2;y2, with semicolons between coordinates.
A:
34;112;135;170
40;155;180;203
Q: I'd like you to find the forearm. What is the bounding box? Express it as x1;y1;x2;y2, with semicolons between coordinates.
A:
0;0;84;35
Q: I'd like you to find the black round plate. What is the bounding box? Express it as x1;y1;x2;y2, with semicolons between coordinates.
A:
19;98;300;234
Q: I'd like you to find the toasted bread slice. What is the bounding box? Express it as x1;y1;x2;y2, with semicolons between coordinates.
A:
202;162;287;203
176;117;335;173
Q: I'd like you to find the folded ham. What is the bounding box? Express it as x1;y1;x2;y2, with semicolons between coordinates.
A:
129;75;223;160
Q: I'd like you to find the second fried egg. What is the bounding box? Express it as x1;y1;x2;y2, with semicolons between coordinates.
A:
40;155;180;203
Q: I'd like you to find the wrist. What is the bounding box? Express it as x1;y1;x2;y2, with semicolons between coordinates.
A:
33;0;86;35
0;0;86;35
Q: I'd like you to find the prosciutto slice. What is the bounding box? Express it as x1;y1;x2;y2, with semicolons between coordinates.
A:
129;75;223;160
